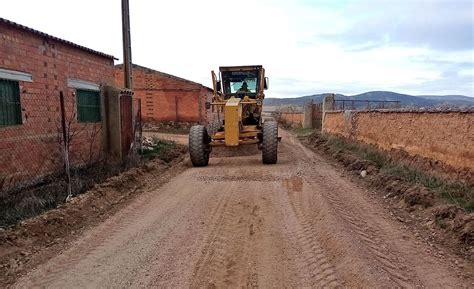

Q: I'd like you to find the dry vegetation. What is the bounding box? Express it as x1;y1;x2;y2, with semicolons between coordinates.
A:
0;139;186;228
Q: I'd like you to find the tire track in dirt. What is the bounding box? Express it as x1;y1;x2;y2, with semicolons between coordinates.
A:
190;181;259;288
190;188;240;287
288;134;468;288
280;181;342;288
245;202;261;289
314;179;414;287
15;179;199;288
294;156;420;286
23;189;154;287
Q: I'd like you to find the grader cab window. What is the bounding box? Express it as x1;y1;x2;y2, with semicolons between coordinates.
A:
222;70;259;98
229;78;257;94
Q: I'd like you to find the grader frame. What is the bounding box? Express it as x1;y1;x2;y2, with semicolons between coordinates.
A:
189;65;278;167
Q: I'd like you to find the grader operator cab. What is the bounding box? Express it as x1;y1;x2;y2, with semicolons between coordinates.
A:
189;65;279;166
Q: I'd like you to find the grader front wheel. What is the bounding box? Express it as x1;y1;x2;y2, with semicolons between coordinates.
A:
262;121;278;164
189;125;210;167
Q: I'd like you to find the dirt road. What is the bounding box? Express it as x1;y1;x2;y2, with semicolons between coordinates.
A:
14;130;471;288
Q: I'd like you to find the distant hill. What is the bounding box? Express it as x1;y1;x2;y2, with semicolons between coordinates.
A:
264;91;474;108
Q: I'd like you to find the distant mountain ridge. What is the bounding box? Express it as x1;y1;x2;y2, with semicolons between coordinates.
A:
264;91;474;107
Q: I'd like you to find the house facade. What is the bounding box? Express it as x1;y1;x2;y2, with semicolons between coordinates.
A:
0;18;116;189
115;64;214;125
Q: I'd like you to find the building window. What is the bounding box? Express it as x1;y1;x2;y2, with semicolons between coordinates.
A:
76;89;101;122
0;79;22;126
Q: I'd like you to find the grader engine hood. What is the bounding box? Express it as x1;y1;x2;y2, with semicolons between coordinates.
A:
224;98;242;146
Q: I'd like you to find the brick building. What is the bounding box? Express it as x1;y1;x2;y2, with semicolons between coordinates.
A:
0;18;116;189
115;64;214;125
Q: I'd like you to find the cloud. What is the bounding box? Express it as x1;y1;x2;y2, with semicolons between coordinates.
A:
396;72;473;96
319;0;473;51
1;0;472;97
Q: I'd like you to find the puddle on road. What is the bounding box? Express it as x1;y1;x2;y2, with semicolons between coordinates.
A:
283;176;303;192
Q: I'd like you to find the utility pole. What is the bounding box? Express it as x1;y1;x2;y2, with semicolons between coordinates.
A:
121;0;135;160
122;0;132;89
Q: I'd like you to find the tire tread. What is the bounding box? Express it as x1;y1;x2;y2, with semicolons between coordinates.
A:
262;121;278;164
189;125;210;167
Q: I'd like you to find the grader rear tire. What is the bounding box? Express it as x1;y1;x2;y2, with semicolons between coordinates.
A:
189;125;210;167
262;121;278;164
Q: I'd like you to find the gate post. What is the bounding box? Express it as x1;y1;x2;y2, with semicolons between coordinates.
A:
303;101;313;129
102;85;122;162
322;93;335;131
102;86;134;162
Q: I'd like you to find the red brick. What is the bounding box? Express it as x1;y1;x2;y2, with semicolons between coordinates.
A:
115;65;214;124
0;21;115;188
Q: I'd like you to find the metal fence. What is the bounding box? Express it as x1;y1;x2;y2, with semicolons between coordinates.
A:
0;89;143;226
0;90;108;193
335;99;400;110
276;106;304;126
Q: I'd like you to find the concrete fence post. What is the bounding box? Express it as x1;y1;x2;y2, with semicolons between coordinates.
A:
303;102;313;129
322;93;336;131
102;85;122;162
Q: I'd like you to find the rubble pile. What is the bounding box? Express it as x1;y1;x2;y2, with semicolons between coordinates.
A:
142;137;158;151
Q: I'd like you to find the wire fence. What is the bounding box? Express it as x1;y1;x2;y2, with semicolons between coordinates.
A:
0;91;104;192
0;90;142;226
273;106;303;127
335;99;401;110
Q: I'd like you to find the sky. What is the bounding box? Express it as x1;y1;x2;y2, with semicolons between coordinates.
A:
1;0;473;98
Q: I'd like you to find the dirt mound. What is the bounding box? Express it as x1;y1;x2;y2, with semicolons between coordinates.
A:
433;204;464;220
451;213;474;245
404;186;435;207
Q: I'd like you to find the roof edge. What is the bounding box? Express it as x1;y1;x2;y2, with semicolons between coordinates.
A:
115;63;213;91
0;17;117;60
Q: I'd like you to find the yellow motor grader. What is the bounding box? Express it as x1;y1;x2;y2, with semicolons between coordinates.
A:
189;65;279;166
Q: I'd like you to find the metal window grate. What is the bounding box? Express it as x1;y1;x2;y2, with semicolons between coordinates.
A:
77;89;101;122
0;79;22;126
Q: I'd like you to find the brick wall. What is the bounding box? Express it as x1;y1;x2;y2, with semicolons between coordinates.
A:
322;110;474;172
115;65;213;124
0;22;115;189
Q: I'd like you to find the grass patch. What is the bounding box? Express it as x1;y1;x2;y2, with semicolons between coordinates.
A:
381;163;473;211
435;217;449;229
141;139;187;163
325;134;388;168
294;128;316;137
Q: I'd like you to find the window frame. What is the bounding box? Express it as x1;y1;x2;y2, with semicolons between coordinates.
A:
0;79;22;127
76;88;101;123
